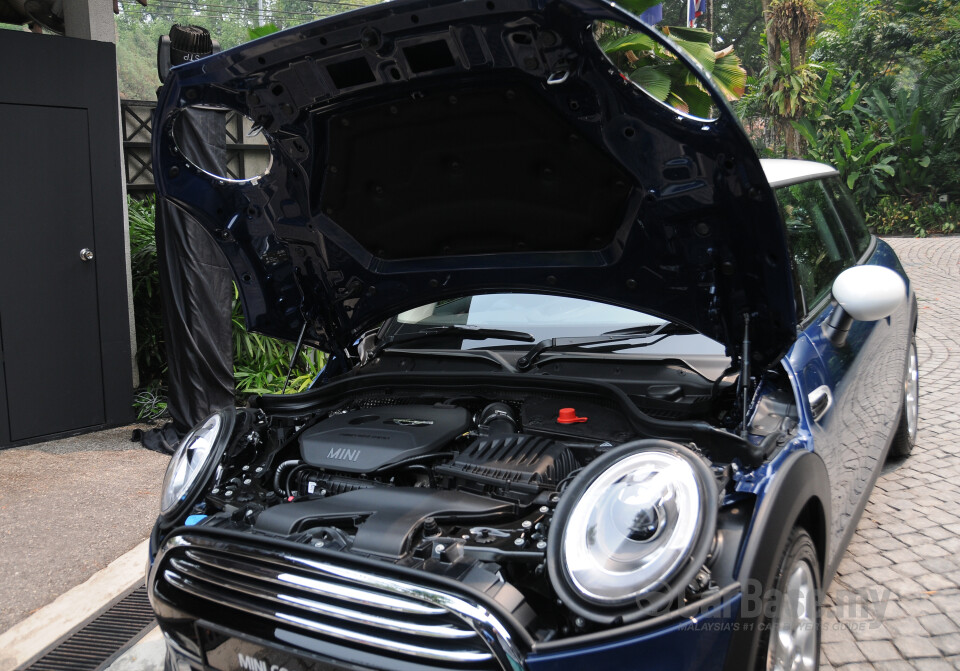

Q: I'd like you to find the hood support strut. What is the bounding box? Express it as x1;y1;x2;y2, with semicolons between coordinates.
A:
739;314;752;438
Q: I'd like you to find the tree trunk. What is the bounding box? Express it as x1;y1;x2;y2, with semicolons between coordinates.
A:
760;0;784;152
760;0;779;67
784;35;806;157
788;35;804;72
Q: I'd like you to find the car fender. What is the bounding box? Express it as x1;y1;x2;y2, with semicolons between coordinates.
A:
722;447;831;671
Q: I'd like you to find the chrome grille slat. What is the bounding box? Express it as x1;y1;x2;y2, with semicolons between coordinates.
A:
186;544;479;616
168;557;476;640
164;570;493;664
155;534;528;671
182;549;443;615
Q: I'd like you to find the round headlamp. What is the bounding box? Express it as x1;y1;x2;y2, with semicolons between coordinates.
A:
160;409;234;519
547;440;717;623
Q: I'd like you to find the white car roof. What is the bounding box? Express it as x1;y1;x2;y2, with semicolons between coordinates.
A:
760;159;839;188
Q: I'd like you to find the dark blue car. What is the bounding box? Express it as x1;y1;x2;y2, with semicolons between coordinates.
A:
147;1;918;669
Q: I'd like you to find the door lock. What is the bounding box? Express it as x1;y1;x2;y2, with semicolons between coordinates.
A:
80;248;94;262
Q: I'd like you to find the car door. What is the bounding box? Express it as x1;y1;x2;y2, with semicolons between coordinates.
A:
780;177;905;574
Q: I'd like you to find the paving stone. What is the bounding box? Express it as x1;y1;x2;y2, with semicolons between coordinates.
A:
867;566;904;584
883;617;928;638
855;639;901;661
916;572;958;591
931;633;960;655
911;659;957;671
919;525;956;542
920;613;960;636
912;543;951;559
899;598;944;617
871;662;916;671
920;557;960;574
929;592;960;614
857;553;894;569
870;536;910;552
885;577;926;598
885;548;924;564
892;635;943;658
877;600;908;620
847;618;895;642
823;640;868;665
893;561;928;578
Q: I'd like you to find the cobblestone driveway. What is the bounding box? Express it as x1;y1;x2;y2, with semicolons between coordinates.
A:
819;237;960;670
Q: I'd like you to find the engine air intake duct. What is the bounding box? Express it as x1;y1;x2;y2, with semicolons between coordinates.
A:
437;434;576;497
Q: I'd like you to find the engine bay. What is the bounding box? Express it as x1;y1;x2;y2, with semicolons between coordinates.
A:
172;373;774;640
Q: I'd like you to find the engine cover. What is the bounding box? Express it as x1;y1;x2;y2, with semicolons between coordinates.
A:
300;404;471;473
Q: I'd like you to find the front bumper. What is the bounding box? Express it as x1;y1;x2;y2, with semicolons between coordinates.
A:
525;592;741;671
151;528;741;671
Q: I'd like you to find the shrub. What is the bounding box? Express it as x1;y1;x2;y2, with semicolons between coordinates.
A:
129;196;165;386
128;197;327;418
867;195;960;237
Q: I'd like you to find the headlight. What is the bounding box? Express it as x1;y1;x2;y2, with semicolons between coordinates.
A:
160;409;234;519
547;440;717;624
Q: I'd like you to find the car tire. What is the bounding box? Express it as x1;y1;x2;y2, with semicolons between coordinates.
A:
758;527;821;671
889;335;919;458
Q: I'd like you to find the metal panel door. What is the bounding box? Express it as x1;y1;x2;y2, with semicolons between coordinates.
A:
0;103;106;440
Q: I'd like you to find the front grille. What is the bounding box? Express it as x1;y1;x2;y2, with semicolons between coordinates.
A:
153;534;524;670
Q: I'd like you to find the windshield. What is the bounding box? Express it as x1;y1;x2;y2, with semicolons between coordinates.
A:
392;294;727;358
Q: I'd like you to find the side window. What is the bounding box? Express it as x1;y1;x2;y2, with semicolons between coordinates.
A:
776;179;856;318
824;177;873;258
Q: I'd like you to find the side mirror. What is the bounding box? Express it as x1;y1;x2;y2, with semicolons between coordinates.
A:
823;265;906;346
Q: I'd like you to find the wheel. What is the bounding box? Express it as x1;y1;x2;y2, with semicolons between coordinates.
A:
759;527;821;671
889;335;919;458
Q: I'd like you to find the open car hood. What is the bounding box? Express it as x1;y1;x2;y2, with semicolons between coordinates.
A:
152;0;797;367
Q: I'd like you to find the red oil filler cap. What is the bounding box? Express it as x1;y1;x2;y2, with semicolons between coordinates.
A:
557;408;588;424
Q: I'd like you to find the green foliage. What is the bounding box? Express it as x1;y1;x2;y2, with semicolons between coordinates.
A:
793;113;895;204
868;195;960;237
129;196;165;385
598;21;747;118
248;23;280;40
754;52;824;119
128;197;326;419
231;286;326;395
918;16;960;140
858;88;932;197
740;0;959;228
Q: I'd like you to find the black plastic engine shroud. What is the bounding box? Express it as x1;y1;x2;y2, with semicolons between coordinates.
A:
300;404;471;473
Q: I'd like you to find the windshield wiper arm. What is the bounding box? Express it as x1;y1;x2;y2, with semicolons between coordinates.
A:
371;326;535;358
516;322;692;371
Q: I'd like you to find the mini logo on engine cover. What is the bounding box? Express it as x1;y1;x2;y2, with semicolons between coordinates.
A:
326;447;362;462
388;418;435;426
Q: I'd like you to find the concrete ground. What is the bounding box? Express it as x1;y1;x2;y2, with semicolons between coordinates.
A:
0;237;958;670
0;425;168;632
